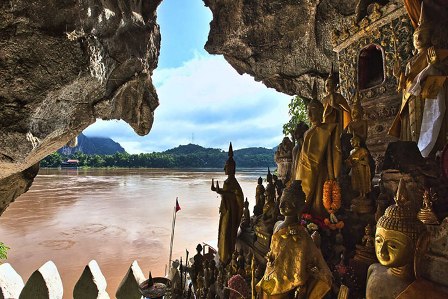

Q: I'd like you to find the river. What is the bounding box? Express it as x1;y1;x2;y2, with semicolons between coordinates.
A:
0;168;262;298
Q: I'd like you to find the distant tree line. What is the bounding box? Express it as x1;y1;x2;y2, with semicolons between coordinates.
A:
40;147;276;169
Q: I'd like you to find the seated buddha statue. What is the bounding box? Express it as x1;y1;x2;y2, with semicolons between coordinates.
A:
366;178;430;299
256;180;332;299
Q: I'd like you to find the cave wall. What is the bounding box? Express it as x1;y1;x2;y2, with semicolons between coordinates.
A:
0;0;162;215
204;0;356;98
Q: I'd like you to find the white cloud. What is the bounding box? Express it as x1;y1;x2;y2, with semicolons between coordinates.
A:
84;54;291;153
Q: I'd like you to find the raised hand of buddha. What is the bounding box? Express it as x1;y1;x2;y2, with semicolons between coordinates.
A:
427;46;438;65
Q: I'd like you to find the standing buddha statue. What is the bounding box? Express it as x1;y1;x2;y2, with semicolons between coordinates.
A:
322;64;352;133
345;95;368;144
254;177;265;216
389;3;448;157
256;181;332;299
297;99;339;218
211;142;244;265
346;135;373;213
291;121;310;181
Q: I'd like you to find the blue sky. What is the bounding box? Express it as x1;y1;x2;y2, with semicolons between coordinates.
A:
83;0;291;153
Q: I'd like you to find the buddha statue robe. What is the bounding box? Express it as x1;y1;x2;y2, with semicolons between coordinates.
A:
217;176;244;265
297;122;338;218
256;223;332;299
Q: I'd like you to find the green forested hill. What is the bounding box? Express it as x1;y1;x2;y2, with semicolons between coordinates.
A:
41;143;276;168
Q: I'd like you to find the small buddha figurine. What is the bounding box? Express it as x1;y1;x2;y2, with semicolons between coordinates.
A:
417;189;439;225
346;135;372;203
193;244;204;284
345;96;368;144
240;198;251;229
261;183;278;232
256;181;332;299
254;177;265;216
211;142;244;265
366;179;426;299
362;224;375;249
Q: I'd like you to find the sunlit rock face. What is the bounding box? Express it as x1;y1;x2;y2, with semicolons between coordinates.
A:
0;0;161;215
204;0;354;97
0;0;161;182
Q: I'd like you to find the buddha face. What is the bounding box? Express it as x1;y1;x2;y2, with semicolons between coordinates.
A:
325;78;335;93
350;137;361;148
307;105;323;125
413;28;431;52
224;161;235;175
375;227;414;268
279;195;298;217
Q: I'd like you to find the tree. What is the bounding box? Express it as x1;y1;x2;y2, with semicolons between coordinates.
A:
0;242;9;260
282;96;309;140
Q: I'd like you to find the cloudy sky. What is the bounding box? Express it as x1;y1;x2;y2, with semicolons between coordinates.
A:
83;0;291;153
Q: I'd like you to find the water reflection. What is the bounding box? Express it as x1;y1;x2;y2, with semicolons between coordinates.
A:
0;168;262;298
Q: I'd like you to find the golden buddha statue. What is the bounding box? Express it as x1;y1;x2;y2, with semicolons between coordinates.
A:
254;177;266;216
417;189;439;225
297;99;339;218
291;121;309;181
211;142;244;265
321;64;352;132
389;3;448;157
346;135;372;214
366;178;427;299
345;96;368;143
240;197;251;229
256;180;332;299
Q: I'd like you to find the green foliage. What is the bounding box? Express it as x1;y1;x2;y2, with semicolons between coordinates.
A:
282;96;309;138
40;145;276;168
0;242;9;260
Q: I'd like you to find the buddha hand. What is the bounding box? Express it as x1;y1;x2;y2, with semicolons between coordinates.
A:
211;179;216;191
427;46;438;65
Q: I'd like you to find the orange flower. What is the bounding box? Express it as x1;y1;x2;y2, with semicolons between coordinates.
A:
323;180;342;214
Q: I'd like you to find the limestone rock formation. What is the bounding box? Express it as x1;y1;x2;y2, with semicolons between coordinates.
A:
0;163;39;216
0;0;162;211
204;0;355;98
0;0;161;179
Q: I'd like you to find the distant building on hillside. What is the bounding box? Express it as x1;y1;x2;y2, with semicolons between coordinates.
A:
60;159;79;168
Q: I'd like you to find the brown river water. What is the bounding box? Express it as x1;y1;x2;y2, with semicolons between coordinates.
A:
0;168;261;298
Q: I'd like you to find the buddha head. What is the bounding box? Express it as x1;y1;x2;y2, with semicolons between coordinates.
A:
266;167;273;184
350;135;361;148
279;180;306;217
325;64;336;93
293;121;309;141
307;99;324;126
224;142;236;175
265;183;275;203
413;3;432;53
375;179;425;270
257;176;263;185
351;98;364;120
